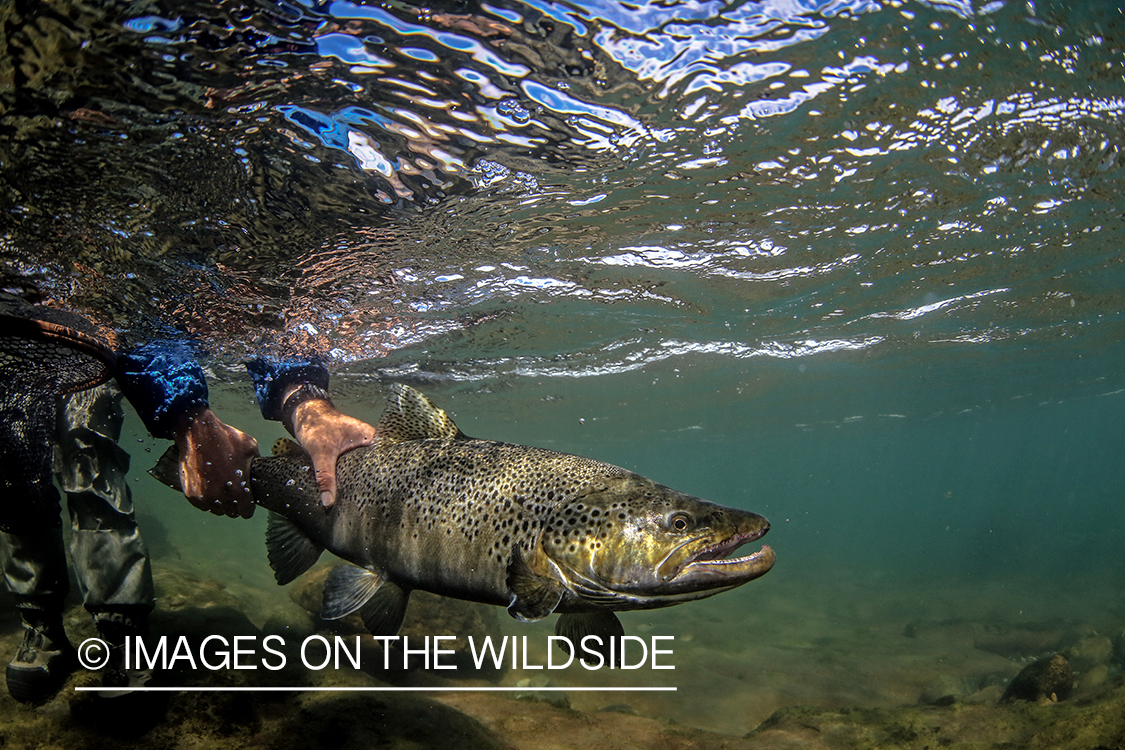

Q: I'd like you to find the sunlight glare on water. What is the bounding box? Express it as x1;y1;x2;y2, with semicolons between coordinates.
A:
1;0;1121;407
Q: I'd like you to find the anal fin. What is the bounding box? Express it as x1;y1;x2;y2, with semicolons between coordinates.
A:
266;511;324;585
357;581;410;637
322;564;384;620
555;611;625;667
506;546;563;623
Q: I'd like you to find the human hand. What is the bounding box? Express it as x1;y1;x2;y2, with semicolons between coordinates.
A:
289;397;374;508
173;406;259;518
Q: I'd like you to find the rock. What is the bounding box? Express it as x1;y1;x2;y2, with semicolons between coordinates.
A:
393;590;506;678
903;620;977;649
1063;634;1113;672
972;621;1067;659
150;568;259;639
289;566;333;617
920;674;970;706
749;681;1125;750
1000;654;1074;704
1111;627;1125;665
1078;664;1109;693
904;619;1069;659
963;684;1004;705
260;607;317;640
980;670;1016;689
272;692;507;750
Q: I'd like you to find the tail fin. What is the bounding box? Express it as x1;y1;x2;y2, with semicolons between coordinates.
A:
149;446;183;491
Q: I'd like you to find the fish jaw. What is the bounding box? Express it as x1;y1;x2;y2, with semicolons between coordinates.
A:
644;513;774;597
682;543;776;585
542;476;776;608
671;534;776;588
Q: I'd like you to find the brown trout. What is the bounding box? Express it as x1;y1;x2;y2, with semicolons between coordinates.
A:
154;384;775;648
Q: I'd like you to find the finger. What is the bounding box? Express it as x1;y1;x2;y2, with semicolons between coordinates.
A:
238;487;255;519
307;445;338;508
179;464;209;512
315;468;336;508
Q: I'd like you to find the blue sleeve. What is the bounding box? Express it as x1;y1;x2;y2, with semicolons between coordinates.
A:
116;340;209;439
245;357;329;422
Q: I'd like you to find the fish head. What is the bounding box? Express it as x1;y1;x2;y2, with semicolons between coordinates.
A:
540;474;775;607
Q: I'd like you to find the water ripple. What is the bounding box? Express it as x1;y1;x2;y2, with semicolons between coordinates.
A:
0;0;1122;391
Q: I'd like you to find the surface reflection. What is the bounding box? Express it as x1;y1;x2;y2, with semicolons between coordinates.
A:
0;0;1121;384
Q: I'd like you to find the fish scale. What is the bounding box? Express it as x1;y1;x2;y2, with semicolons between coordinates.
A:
331;438;627;602
152;383;774;648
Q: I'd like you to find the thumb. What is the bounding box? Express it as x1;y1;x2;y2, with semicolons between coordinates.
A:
179;463;206;511
310;447;338;508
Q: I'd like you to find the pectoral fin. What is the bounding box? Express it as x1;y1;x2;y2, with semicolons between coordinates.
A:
357;582;410;637
266;511;324;585
555;611;625;667
322;564;385;620
505;546;563;622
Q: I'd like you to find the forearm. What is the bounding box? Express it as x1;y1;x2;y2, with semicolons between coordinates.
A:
245;357;329;430
116;340;209;439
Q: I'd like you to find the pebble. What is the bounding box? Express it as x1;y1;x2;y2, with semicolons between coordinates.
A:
920;674;970;706
1064;635;1113;672
1078;664;1109;693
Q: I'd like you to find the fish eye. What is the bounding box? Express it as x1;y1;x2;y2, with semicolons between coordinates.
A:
668;512;693;532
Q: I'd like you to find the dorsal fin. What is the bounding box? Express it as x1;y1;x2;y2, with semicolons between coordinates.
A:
376;383;463;444
272;437;312;465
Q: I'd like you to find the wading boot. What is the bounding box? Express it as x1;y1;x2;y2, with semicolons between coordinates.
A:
5;611;76;704
76;615;166;737
97;616;154;698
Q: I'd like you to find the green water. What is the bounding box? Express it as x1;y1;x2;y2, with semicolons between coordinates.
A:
2;0;1124;743
121;362;1124;736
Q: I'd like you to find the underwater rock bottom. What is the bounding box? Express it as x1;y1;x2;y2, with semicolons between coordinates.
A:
0;566;1122;750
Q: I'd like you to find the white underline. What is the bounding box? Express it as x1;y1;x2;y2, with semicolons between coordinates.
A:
74;686;676;692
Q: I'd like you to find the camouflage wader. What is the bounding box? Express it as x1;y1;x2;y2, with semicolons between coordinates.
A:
2;380;154;626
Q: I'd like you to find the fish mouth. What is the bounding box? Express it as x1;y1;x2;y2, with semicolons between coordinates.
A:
677;526;775;586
